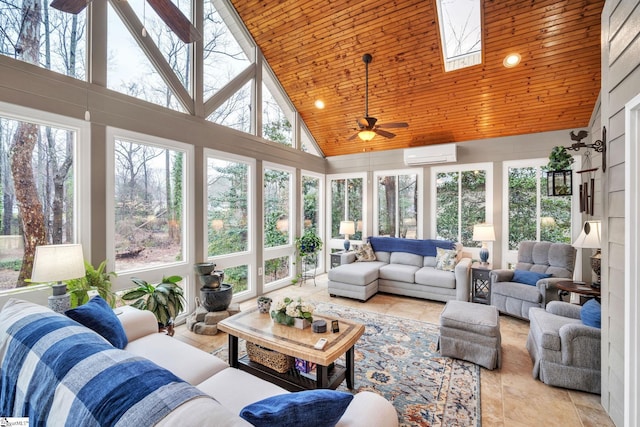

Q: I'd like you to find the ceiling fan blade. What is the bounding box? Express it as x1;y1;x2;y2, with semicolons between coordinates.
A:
146;0;202;43
377;122;409;129
375;129;396;139
50;0;88;14
347;132;360;141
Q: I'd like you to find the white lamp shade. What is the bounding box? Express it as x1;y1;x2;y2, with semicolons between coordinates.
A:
472;223;495;242
339;221;356;235
573;220;601;249
31;244;86;283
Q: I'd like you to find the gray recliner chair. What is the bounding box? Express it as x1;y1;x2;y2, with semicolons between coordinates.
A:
489;241;575;320
526;301;601;393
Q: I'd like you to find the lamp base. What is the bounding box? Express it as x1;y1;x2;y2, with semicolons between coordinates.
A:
49;282;70;313
343;239;351;251
479;247;489;263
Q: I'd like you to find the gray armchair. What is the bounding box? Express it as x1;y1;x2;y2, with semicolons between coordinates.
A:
526;301;600;393
489;241;575;320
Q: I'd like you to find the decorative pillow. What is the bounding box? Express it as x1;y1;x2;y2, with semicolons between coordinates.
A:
354;242;376;262
511;269;552;286
581;298;601;328
435;247;457;271
239;389;354;427
66;295;128;349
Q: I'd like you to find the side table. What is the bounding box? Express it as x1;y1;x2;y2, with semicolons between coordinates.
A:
556;280;601;304
330;251;354;268
471;262;492;304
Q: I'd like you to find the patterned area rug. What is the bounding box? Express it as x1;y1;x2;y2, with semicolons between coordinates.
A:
214;302;480;427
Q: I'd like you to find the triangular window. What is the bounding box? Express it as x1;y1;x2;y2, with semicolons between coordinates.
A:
208;79;253;133
262;69;293;146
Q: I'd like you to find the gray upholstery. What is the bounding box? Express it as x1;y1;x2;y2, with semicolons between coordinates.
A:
438;301;501;370
490;241;576;320
526;301;601;394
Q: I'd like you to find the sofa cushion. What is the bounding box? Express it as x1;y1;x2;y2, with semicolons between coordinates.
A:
375;251;391;263
435;247;457;271
328;261;384;286
512;269;551;286
354;242;377;262
389;251;424;267
239;390;354;427
66;295;128;349
379;263;420;283
414;267;456;289
580;299;601;328
492;281;543;303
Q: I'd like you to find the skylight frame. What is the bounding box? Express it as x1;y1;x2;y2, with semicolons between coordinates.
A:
435;0;483;72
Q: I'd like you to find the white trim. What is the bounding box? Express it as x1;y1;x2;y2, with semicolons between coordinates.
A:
624;92;640;427
372;168;423;239
325;172;368;252
301;170;325;273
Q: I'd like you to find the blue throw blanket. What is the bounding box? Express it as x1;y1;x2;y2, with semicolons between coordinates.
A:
0;303;207;426
368;237;455;257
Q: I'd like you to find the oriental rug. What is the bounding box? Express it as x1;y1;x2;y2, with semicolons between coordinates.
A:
214;302;480;427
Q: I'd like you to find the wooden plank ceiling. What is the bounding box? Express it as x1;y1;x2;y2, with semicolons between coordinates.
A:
228;0;604;157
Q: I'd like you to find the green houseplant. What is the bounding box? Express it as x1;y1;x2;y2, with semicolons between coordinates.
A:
547;146;575;171
292;231;323;285
66;260;117;308
121;275;185;334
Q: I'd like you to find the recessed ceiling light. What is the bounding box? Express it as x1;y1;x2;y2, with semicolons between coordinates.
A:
503;53;521;68
314;100;325;109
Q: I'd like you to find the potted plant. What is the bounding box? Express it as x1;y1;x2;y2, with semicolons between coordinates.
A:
121;275;185;336
546;146;574;196
66;260;117;308
292;231;323;285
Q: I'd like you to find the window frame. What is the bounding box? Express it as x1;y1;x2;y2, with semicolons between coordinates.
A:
373;168;423;239
301;169;325;273
326;172;367;252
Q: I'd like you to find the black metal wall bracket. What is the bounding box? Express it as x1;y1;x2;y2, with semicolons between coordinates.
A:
564;127;607;172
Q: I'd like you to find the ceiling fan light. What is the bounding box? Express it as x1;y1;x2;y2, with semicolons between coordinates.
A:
358;130;376;141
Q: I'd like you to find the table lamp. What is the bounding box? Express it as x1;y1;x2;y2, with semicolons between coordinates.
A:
339;221;356;251
572;220;601;288
473;223;496;264
31;244;86;313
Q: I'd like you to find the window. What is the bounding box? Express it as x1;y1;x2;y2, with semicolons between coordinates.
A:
262;69;294;146
374;171;420;238
432;164;492;246
328;174;365;250
263;164;294;287
208;80;253;133
301;172;323;272
206;152;254;295
0;103;89;292
504;160;573;252
435;0;482;72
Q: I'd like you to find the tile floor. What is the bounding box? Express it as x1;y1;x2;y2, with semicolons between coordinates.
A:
174;274;614;427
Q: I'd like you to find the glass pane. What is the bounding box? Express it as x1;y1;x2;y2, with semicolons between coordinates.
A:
508;167;537;250
262;83;292;146
203;0;251;100
113;139;184;271
435;172;459;241
208;80;252;133
301;128;321;156
540;167;572;244
0;5;86;80
302;175;320;234
436;0;482;71
107;3;185;112
224;264;248;294
347;178;363;241
461;170;486;246
377;175;396;237
263;168;291;248
207;157;249;256
264;256;290;283
398;174;418;239
0;116;77;289
331;179;346;239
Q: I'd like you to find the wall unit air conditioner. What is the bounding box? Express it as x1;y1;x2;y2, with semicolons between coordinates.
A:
403;143;457;166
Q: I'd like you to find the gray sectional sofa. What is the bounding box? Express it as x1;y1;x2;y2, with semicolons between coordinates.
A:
328;237;472;302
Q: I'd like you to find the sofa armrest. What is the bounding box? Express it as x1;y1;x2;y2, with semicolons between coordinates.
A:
337;391;398;427
342;252;357;264
536;277;565;307
489;269;514;283
546;301;582;319
117;305;159;342
454;257;472;302
559;323;601;368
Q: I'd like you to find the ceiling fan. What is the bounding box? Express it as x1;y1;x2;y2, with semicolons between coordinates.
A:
50;0;201;44
348;53;409;142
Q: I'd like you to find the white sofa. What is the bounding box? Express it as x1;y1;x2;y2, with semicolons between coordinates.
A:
0;299;398;426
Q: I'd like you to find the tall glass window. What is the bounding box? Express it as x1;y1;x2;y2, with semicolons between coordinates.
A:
329;175;364;250
375;172;419;238
263;165;293;286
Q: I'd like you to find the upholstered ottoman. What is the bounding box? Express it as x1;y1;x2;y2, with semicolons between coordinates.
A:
438;300;501;370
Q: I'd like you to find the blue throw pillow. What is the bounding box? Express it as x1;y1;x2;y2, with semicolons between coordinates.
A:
66;296;128;349
581;298;601;328
239;389;354;427
512;269;552;286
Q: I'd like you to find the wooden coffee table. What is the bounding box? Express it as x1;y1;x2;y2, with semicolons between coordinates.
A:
218;307;364;391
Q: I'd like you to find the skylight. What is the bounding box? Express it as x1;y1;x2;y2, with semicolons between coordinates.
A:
436;0;482;72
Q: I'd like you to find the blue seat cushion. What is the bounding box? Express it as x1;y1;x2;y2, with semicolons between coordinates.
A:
512;269;551;286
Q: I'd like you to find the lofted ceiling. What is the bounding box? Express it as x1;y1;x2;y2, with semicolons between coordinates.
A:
228;0;604;157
